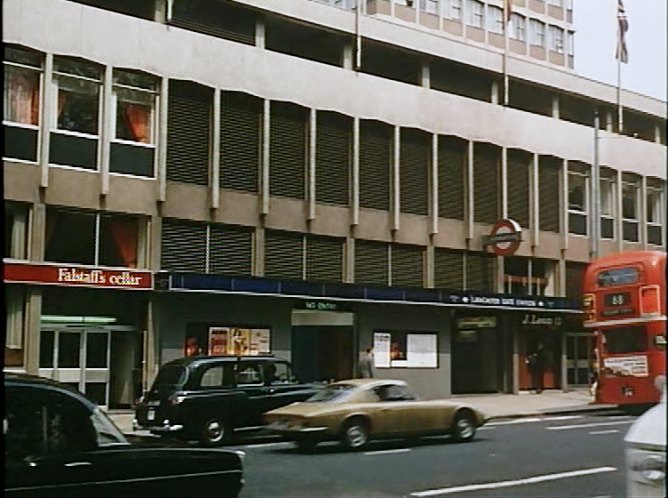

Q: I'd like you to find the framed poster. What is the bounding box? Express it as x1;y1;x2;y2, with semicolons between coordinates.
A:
208;327;271;356
373;330;438;368
373;332;391;368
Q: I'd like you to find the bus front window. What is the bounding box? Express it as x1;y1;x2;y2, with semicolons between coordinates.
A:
602;326;646;354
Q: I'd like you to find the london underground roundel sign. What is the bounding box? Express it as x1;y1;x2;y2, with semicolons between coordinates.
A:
488;219;522;256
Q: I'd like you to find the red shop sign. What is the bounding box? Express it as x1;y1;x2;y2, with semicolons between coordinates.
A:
3;261;153;290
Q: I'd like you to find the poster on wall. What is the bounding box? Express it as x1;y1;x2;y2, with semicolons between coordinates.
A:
373;331;438;368
373;332;391;368
208;327;271;356
406;334;437;368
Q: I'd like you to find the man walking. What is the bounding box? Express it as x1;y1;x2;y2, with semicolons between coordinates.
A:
527;342;546;393
357;347;374;378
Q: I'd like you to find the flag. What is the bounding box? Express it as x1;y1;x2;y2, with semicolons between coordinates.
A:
504;0;513;24
616;0;629;63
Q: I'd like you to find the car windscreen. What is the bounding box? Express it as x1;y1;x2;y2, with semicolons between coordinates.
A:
305;384;357;403
152;365;187;388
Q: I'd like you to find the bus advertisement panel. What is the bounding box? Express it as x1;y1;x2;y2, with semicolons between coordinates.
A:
583;251;666;407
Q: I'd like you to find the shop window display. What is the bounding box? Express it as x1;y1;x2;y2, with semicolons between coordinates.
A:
373;331;438;368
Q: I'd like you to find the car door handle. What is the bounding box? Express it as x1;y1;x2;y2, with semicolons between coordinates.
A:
64;461;92;467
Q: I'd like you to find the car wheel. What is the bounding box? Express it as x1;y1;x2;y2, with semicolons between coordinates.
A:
451;410;476;442
199;418;229;447
341;418;369;450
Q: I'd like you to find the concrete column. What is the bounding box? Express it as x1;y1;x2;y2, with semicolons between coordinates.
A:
496;256;505;293
491;81;500;105
512;327;519;393
39;53;54;189
255;18;266;49
342;43;354;70
551;95;560;119
100;65;113;195
352;117;360;226
136;217;150;269
261;99;271;215
23;287;43;376
561;331;568;392
425;244;435;288
346;237;355;283
640;175;648;249
531;154;539;248
560;158;568;250
157;77;169;202
616;170;623;252
153;0;167;23
430;133;438;235
501;147;508;218
211;88;221;209
655;124;662;144
144;298;158;390
605;111;614;133
255;226;265;276
11;208;28;259
392;126;401;232
30;203;46;262
466;141;474;241
308;109;316;220
420;62;430;88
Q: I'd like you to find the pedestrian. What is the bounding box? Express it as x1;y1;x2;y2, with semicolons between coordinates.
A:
589;347;599;397
526;342;546;394
357;347;374;378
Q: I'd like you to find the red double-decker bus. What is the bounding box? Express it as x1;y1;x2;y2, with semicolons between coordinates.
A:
583;251;666;407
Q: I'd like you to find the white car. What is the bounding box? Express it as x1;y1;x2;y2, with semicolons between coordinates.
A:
624;383;666;498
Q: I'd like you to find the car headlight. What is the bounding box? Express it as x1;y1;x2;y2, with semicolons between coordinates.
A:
628;449;666;485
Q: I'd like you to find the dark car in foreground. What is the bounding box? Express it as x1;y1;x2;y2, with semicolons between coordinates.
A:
134;355;320;446
4;373;244;498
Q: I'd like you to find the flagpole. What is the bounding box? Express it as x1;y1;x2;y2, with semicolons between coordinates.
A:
617;54;623;133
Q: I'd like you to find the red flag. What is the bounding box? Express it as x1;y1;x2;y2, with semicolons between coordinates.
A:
616;0;629;63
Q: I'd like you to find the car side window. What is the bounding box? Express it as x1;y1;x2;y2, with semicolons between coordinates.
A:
265;362;297;385
237;362;264;385
375;384;414;402
199;364;234;388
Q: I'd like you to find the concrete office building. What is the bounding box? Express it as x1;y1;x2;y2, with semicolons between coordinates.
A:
3;0;666;406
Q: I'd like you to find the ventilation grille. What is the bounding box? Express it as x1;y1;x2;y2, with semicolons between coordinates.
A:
306;236;343;282
161;218;207;272
434;249;464;290
166;81;211;185
507;151;530;228
264;230;303;280
316;112;351;206
391;244;424;287
355;240;388;286
539;157;561;232
220;92;261;193
209;225;253;276
270;102;307;199
400;130;430;215
466;252;495;292
359;121;391;211
474;145;500;224
171;0;255;45
438;137;466;220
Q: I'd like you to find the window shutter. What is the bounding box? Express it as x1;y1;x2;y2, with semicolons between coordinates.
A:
539;157;561;232
438;137;466;220
171;0;256;45
270;102;308;199
400;129;430;216
161;218;207;272
466;252;496;292
316;111;351;206
264;230;303;280
507;150;530;228
220;92;261;193
306;236;344;282
391;244;424;287
355;240;388;286
434;248;464;289
209;225;253;276
359;121;391;211
474;144;500;224
167;81;211;186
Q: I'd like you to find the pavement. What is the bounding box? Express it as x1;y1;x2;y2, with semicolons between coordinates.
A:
106;387;615;436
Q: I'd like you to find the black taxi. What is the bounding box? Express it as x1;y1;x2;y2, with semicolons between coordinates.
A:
134;355;319;446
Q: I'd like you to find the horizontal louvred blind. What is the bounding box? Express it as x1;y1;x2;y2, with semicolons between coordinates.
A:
474;145;500;224
171;0;255;45
400;129;430;216
264;230;303;280
220;92;261;193
306;236;343;283
438;137;466;220
539;157;561;232
167;81;211;185
270;102;307;199
359;121;391;211
434;249;464;290
391;244;424;287
161;218;207;272
507;150;531;228
466;252;495;292
355;240;388;286
316;112;351;206
209;225;253;276
566;262;585;301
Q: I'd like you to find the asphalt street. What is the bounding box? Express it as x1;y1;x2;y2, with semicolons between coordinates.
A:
221;411;635;498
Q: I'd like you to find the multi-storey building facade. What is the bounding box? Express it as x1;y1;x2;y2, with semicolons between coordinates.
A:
3;0;666;407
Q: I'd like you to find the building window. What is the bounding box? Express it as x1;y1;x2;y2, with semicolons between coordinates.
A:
529;19;546;47
445;0;463;20
622;175;640;242
50;57;102;170
420;0;438;15
487;5;504;34
511;14;526;41
568;169;588;236
466;0;484;28
45;208;142;268
547;0;563;6
3;46;42;162
110;69;158;177
504;258;550;296
548;25;564;53
646;180;665;246
600;172;616;239
4;202;29;260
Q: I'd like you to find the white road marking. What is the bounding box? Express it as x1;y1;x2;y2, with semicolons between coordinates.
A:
364;448;411;456
478;427;496;431
487;415;582;426
589;430;620;435
409;466;618;497
547;420;634;431
237;442;293;449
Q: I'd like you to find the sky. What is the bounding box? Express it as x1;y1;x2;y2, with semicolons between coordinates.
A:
573;0;667;100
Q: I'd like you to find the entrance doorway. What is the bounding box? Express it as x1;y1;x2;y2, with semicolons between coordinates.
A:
451;326;500;394
39;328;111;407
566;332;594;386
